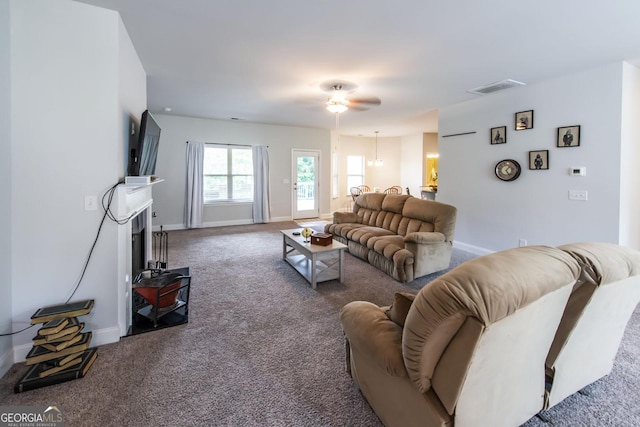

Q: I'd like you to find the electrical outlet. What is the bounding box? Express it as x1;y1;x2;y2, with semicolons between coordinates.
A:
568;190;588;201
519;239;527;247
84;195;97;211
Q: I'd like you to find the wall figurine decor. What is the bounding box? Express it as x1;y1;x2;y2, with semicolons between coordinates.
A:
529;150;549;170
515;110;534;130
557;125;580;147
490;126;507;144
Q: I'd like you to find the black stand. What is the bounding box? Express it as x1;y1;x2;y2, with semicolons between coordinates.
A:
128;267;191;336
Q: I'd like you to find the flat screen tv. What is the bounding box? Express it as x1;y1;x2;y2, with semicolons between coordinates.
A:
128;110;161;176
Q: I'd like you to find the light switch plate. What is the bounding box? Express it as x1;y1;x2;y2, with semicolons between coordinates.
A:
568;190;588;201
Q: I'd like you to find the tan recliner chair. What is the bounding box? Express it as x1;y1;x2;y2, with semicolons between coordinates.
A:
340;246;582;427
545;242;640;408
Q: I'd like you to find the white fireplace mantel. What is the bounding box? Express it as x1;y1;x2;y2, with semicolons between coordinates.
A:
116;180;163;336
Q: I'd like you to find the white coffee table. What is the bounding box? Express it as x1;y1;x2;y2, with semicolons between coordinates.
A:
281;229;347;289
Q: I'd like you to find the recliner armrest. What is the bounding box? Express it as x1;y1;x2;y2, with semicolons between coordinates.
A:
333;211;358;224
339;301;408;378
404;231;446;244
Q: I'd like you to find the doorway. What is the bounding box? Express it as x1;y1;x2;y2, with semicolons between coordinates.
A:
292;149;320;219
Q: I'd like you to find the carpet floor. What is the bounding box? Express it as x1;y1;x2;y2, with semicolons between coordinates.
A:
1;222;639;427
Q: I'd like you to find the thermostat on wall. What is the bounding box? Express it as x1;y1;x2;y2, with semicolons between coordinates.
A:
569;167;586;176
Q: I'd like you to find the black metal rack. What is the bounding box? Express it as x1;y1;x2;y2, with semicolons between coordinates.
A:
129;267;191;335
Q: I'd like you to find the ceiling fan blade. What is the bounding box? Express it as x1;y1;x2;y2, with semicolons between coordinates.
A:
348;104;372;112
349;96;382;106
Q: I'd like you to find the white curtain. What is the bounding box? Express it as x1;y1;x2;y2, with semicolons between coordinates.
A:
185;141;204;228
252;145;271;223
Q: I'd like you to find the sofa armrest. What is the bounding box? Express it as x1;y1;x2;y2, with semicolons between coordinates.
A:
404;232;453;278
339;301;408;378
404;231;446;244
333;211;358;224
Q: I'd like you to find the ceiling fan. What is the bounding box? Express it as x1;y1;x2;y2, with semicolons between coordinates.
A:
320;80;381;114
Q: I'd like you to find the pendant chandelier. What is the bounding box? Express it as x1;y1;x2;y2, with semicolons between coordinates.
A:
368;131;383;167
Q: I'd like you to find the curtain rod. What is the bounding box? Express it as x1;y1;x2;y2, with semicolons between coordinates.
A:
186;141;268;148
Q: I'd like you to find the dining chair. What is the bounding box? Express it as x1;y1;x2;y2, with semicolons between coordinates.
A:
350;187;362;201
384;187;400;194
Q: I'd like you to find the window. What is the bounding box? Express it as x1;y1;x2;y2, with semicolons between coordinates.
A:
346;155;365;194
203;145;253;203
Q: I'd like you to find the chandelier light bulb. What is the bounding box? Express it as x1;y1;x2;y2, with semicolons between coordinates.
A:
326;99;349;114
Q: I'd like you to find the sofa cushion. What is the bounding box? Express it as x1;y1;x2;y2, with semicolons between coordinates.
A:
381;194;411;213
355;192;386;210
349;226;395;246
326;222;366;239
386;292;416;327
559;242;640;284
366;235;407;260
367;234;404;250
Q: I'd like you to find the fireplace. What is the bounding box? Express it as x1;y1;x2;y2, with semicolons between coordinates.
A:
116;182;155;337
131;216;146;279
116;180;190;336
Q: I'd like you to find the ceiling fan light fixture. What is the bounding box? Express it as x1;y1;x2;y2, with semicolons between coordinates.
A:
326;99;349;114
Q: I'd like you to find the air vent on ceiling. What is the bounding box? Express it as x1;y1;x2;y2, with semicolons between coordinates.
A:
467;79;526;95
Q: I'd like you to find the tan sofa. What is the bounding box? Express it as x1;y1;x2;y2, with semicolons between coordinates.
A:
325;193;457;282
339;242;640;427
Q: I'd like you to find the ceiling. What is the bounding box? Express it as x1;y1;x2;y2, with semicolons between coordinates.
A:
75;0;640;137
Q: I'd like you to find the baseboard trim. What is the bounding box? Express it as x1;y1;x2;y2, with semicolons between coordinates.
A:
453;240;494;256
0;346;13;379
153;216;299;231
12;326;121;363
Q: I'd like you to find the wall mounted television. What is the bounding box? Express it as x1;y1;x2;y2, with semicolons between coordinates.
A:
128;110;161;176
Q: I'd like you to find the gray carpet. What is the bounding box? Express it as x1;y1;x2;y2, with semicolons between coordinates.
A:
1;222;639;427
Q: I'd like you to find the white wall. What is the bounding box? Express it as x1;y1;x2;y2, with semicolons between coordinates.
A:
0;0;13;377
118;18;147;178
332;134;404;211
372;136;402;192
9;0;146;361
148;123;413;224
400;133;423;196
439;62;628;253
150;114;331;229
335;135;367;211
619;62;640;248
334;131;436;206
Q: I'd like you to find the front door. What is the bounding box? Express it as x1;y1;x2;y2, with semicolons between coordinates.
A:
292;149;320;219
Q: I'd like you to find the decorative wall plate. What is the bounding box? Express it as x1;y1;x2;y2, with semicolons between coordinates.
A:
495;159;521;181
